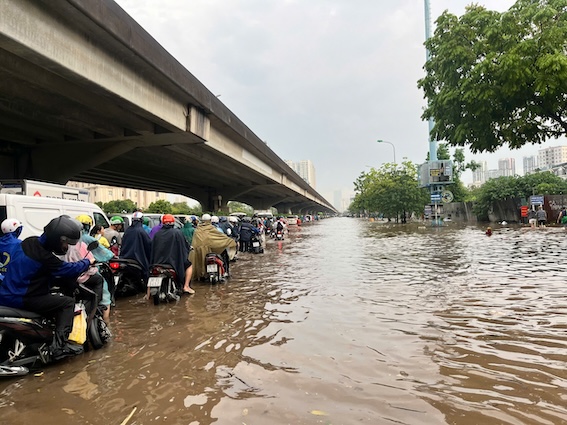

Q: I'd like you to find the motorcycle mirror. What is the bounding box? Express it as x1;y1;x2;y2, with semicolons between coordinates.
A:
87;240;99;252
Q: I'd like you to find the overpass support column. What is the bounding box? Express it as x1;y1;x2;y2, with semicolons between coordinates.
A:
192;191;229;214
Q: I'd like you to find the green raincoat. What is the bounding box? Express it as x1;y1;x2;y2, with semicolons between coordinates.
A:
181;222;195;245
189;222;237;280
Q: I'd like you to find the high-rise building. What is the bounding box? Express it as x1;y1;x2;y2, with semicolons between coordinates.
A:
523;155;538;175
472;161;488;184
498;158;516;177
487;169;500;180
284;160;316;188
538;146;567;170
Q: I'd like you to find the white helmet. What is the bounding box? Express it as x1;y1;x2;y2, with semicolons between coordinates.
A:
211;215;219;223
132;211;143;220
228;216;238;223
201;213;211;221
1;218;23;236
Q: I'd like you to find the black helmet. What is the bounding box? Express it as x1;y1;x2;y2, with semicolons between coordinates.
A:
242;216;252;223
43;215;82;254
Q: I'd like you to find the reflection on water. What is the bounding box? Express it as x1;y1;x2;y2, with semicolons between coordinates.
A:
0;218;566;424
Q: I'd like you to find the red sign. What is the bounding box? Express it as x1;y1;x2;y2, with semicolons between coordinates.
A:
520;206;528;217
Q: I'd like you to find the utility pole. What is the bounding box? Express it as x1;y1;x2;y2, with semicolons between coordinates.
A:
423;0;452;226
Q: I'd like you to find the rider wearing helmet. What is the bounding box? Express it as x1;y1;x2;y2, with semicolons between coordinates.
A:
211;215;224;234
120;210;152;284
191;215;199;228
141;215;151;234
149;215;163;239
77;216;115;324
58;218;105;326
181;217;195;246
238;217;260;252
0;218;24;281
106;216;124;255
151;214;194;294
76;214;93;234
190;214;237;281
0;215;94;360
226;216;240;247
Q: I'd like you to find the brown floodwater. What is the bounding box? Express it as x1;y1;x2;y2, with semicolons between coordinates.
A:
0;218;566;425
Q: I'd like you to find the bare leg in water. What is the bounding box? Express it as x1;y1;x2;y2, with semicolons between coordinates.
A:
183;265;195;294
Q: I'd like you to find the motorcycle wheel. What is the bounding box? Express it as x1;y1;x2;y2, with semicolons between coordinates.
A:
88;317;105;350
0;365;29;377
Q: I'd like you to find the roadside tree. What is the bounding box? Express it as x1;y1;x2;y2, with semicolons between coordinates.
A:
419;0;567;152
472;171;567;219
146;199;173;214
102;199;137;214
350;162;430;222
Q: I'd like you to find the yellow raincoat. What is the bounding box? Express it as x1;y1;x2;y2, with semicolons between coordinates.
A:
189;222;237;280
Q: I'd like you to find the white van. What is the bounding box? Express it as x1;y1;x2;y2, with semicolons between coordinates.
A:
0;194;110;239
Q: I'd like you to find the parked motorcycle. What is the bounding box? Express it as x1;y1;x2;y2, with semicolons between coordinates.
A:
108;258;145;302
205;253;225;284
0;281;111;377
147;264;180;305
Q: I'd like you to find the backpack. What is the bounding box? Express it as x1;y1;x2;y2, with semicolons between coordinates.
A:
276;221;284;231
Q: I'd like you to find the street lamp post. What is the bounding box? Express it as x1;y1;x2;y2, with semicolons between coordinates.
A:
376;139;396;164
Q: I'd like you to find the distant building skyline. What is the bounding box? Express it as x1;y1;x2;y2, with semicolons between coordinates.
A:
538;146;567;170
285;159;317;189
523;155;538;175
472;161;488;185
498;158;516;177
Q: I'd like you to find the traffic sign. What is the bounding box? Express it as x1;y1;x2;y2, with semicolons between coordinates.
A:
431;194;441;203
441;190;454;203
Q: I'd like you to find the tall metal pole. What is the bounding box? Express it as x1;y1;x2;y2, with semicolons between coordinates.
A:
424;0;437;162
376;139;396;164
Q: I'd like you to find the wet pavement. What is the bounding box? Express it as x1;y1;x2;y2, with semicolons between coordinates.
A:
0;218;566;425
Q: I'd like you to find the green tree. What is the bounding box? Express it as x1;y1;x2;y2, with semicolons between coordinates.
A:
228;201;253;216
350;161;430;222
102;199;137;214
418;0;567;152
171;202;191;215
473;171;567;219
146;199;173;214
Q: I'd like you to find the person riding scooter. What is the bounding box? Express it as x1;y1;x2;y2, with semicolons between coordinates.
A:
76;215;114;323
0;218;23;282
0;215;94;360
151;214;194;295
106;216;124;255
120;211;152;284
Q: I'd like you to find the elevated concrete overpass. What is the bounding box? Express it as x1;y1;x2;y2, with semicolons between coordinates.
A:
0;0;336;214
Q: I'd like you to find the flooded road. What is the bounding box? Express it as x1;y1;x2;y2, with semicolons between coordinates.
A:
0;217;566;425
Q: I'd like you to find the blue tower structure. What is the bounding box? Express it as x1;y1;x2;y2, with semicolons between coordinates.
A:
420;0;453;225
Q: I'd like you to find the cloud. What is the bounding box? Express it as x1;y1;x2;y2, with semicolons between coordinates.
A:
115;0;556;202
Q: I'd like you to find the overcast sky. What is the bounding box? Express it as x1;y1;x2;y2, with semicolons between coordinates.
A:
114;0;563;203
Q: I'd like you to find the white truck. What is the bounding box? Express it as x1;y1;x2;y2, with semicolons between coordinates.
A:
0;179;89;202
0;180;108;239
